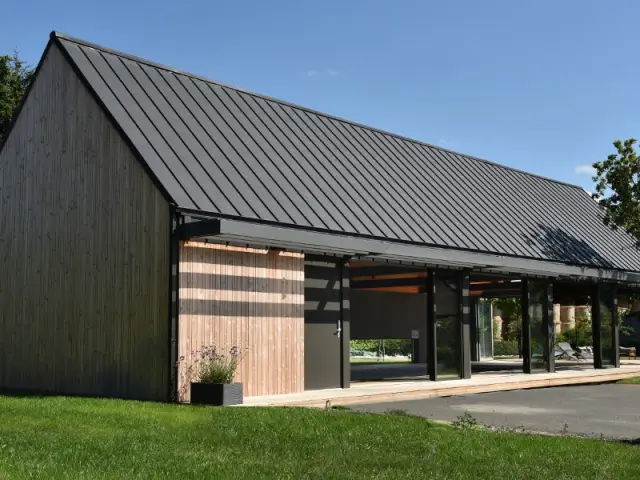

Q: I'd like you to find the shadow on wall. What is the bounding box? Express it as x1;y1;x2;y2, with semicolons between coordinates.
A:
524;225;614;269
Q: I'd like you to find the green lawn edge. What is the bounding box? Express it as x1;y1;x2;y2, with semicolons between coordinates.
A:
0;395;637;479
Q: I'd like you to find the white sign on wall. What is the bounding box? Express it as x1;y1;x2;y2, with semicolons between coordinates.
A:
411;329;419;339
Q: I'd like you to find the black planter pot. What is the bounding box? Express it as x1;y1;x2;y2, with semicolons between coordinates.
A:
190;382;243;406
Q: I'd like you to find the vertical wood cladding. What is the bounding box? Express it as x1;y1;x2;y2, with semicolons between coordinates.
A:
0;44;170;400
179;242;304;398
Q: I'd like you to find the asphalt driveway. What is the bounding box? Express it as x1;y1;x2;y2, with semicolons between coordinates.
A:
352;384;640;440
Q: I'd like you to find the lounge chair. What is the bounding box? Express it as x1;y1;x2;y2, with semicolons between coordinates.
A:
620;346;637;359
576;346;594;360
554;342;580;361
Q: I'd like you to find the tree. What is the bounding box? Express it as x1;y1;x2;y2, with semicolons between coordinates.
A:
0;51;34;146
491;298;522;342
592;139;640;245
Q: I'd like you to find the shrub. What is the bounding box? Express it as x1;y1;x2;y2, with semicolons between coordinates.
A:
349;339;412;356
191;345;245;384
493;340;519;356
451;411;479;429
556;329;592;349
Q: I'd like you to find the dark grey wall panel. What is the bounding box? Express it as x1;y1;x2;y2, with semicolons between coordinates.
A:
304;256;343;390
351;290;428;362
52;32;640;273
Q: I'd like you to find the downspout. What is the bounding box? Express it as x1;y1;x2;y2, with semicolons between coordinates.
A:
168;208;183;401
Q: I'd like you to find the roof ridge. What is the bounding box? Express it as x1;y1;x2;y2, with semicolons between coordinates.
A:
51;31;585;192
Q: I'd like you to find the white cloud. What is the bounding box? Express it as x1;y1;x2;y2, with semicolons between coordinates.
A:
574;164;596;175
302;69;340;78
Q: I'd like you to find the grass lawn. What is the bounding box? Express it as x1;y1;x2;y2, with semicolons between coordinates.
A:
618;376;640;384
0;396;639;479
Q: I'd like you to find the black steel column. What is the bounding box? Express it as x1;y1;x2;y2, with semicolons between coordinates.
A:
613;285;620;368
521;279;532;374
470;297;479;362
545;283;555;373
168;210;182;402
592;283;603;369
340;257;351;388
426;270;437;381
460;270;472;379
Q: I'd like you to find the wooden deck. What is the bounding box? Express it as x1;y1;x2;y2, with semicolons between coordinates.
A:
243;361;640;407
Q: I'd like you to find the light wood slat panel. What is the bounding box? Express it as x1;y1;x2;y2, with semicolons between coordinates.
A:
178;242;304;398
0;44;170;400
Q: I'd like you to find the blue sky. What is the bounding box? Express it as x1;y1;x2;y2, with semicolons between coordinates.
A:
2;0;638;191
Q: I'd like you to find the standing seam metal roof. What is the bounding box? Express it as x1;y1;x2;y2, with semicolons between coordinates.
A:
50;32;640;272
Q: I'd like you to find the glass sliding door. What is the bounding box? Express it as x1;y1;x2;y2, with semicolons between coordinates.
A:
435;272;461;379
477;298;493;359
599;284;617;367
526;281;550;372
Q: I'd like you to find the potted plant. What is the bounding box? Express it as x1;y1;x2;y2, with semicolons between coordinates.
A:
190;345;245;406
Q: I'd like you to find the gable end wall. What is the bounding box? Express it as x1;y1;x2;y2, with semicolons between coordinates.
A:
0;43;170;400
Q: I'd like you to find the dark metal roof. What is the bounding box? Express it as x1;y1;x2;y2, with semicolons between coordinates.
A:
52;32;640;273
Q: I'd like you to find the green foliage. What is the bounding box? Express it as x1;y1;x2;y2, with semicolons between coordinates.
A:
556;329;591;349
384;408;411;416
182;345;245;385
592;139;640;244
383;339;412;356
0;51;33;145
1;395;640;478
436;315;459;365
350;339;379;353
618;376;640;384
350;339;411;356
451;411;479;429
491;298;521;320
556;310;593;349
491;298;522;342
493;340;520;356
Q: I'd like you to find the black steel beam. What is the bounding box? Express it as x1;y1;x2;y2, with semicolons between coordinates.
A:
176;218;222;239
349;266;425;277
351;277;425;289
470;282;522;292
182;217;640;283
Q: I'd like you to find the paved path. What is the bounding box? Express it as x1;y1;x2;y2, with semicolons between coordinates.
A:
352;384;640;440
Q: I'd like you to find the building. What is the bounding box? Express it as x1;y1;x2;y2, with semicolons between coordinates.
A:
1;32;639;401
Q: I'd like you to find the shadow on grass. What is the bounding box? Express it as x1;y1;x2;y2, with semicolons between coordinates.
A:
0;388;165;405
619;438;640;446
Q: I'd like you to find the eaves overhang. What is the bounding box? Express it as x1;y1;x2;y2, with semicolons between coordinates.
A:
176;217;640;284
